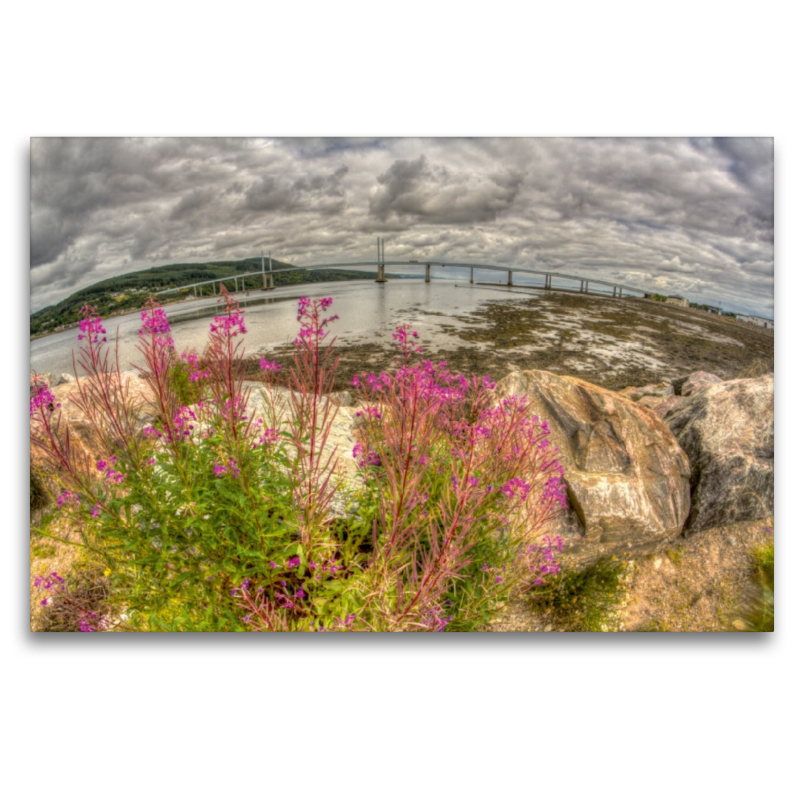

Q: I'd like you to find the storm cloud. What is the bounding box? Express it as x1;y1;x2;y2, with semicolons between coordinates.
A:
30;137;774;317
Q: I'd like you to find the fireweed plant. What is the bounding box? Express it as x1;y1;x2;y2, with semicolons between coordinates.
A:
30;292;567;631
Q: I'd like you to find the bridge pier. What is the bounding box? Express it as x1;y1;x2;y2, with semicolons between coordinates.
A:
425;263;431;283
507;270;513;286
470;267;474;284
545;275;551;290
376;263;387;283
268;272;274;290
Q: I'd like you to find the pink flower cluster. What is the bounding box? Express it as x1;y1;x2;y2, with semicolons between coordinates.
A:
56;490;79;507
256;426;280;447
77;308;107;344
355;405;382;420
259;358;281;372
392;324;424;356
542;474;568;509
97;455;126;485
527;536;564;586
181;351;210;381
352;442;381;468
420;604;453;632
139;307;171;336
173;406;198;438
501;477;531;501
30;384;59;419
213;458;240;478
294;296;339;346
210;310;247;337
33;572;65;591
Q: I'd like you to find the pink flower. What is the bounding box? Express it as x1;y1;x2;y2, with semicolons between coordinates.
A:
30;386;59;418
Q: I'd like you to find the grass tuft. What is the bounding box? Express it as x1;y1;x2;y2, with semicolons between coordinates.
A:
734;540;774;632
532;557;628;632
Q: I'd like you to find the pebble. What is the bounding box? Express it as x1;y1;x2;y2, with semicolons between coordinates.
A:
654;558;663;570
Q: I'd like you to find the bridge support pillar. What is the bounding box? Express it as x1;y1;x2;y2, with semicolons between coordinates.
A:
470;267;474;284
268;272;274;290
375;263;387;283
545;275;551;289
425;263;431;283
507;270;513;286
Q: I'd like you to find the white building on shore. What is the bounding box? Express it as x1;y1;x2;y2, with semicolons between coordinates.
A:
735;314;774;329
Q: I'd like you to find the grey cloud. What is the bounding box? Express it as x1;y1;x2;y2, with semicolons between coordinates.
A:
29;138;774;318
242;166;349;215
243;177;295;212
170;189;214;220
369;156;521;224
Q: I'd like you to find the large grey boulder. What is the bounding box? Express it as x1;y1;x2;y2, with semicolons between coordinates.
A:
664;374;774;534
496;371;692;568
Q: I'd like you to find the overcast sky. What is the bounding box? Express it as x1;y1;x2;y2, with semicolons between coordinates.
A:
30;137;774;317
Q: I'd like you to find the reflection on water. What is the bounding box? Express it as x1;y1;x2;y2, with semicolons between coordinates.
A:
30;279;544;376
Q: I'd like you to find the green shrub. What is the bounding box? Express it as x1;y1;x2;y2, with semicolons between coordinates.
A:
29;296;568;632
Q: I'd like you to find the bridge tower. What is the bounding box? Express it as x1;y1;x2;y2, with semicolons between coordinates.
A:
376;238;387;283
425;263;431;283
507;270;513;286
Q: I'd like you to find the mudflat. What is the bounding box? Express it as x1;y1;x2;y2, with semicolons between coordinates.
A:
252;290;774;390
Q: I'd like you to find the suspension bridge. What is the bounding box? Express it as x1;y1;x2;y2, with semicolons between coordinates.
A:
156;240;652;300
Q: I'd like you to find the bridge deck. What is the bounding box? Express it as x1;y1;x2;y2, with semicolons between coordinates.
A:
156;261;651;297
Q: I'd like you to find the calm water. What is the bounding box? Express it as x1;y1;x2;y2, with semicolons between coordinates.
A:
31;277;563;376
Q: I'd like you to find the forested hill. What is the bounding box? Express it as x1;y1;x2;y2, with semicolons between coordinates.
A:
30;259;377;337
